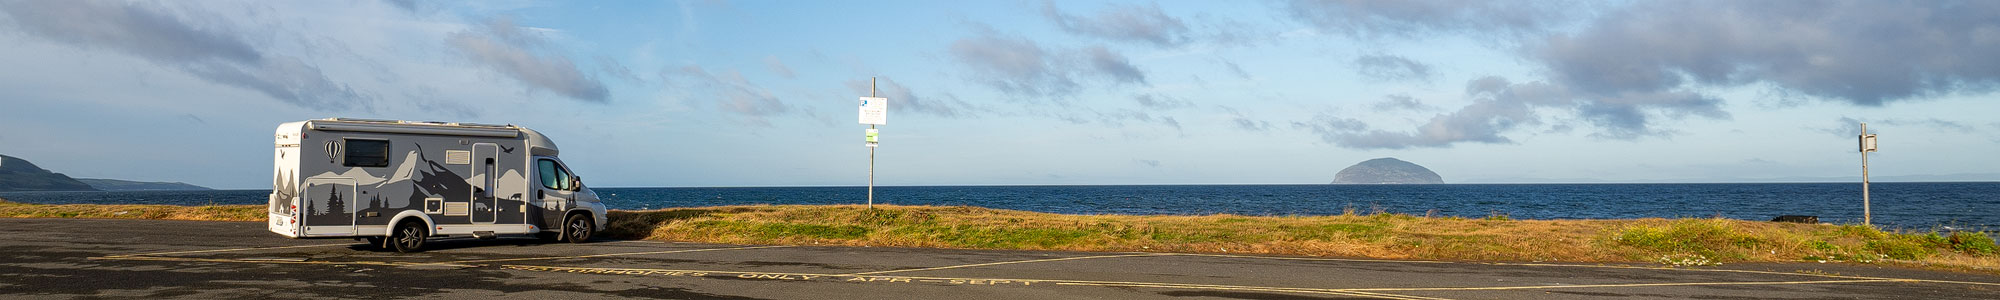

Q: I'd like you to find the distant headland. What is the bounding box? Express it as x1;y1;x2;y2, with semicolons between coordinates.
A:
0;155;209;192
1332;157;1444;184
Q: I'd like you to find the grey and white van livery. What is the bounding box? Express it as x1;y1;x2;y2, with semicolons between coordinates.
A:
267;118;606;252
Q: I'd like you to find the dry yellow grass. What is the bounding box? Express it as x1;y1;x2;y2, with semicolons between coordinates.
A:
4;198;1994;272
0;198;264;221
603;204;2000;272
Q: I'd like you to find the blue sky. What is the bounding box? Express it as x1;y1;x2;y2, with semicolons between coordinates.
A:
1;0;1997;189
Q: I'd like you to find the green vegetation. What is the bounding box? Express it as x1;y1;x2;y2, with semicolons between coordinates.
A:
3;197;1994;272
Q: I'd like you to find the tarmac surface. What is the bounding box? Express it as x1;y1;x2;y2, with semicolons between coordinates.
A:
2;218;1998;299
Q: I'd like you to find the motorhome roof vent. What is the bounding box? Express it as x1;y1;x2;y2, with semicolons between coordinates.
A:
326;117;398;123
450;122;513;128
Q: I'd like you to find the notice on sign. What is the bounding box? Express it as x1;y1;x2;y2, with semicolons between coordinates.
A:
859;97;887;125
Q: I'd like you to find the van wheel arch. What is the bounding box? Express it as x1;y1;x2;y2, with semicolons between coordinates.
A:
384;211;435;237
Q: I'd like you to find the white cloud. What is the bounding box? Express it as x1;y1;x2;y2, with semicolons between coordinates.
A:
949;27;1149;99
447;18;609;102
0;0;368;111
1041;1;1191;47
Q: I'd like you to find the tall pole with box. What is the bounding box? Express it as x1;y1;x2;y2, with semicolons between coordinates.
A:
859;78;888;210
1859;122;1878;226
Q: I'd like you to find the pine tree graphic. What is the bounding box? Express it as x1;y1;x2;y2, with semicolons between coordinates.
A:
326;187;344;216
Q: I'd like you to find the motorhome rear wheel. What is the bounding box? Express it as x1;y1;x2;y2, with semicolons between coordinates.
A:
390;221;427;253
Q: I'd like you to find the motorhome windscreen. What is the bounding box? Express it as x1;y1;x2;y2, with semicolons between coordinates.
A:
343;139;391;167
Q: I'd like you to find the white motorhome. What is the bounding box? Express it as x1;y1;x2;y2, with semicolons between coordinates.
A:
267;118;607;252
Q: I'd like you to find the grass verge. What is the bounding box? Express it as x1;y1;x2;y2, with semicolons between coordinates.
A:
0;198;264;221
4;198;1994;272
601;205;1999;272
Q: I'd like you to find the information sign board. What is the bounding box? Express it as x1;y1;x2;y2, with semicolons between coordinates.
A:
859;97;887;125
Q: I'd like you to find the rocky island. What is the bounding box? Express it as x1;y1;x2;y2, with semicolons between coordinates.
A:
1332;157;1444;184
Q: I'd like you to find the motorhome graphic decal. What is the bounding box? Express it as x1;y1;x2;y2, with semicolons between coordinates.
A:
271;118;587;244
293;141;520;227
405;144;476;223
303;182;354;226
271;171;296;215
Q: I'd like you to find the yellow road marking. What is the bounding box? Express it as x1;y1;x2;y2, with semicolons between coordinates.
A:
1052;282;1447;300
1348;279;1905;292
506;264;1444;300
1169;253;1452;264
606;240;681;244
1477;262;2000;288
1343;290;1453;300
1163;253;2000;288
101;243;354;258
429;245;793;265
844;253;1170;276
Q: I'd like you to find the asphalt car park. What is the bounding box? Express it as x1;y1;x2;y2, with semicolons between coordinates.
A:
4;218;1997;299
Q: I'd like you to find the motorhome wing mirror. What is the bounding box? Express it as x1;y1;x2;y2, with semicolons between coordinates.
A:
571;177;582;191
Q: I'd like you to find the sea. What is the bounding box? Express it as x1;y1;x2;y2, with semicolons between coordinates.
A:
5;182;1996;230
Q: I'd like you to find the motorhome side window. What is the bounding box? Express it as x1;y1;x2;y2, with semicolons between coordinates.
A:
343;139;391;167
537;159;570;190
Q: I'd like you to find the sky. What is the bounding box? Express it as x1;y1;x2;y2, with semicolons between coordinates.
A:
0;0;1997;189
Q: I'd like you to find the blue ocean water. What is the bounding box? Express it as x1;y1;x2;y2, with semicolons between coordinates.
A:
5;183;1996;230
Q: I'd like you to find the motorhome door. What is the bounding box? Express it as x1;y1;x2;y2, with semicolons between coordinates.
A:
471;144;499;223
535;158;574;228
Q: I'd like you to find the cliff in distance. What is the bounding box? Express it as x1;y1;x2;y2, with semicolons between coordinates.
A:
76;178;212;191
0;155;97;192
1332;157;1444;184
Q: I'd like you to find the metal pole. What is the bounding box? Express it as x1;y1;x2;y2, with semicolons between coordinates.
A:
1861;122;1870;226
868;77;876;211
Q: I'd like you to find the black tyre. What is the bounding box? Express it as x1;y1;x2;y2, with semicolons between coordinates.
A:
564;214;594;243
389;221;428;253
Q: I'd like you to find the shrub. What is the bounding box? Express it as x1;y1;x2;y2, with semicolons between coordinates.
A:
1615;219;1764;260
1949;232;1998;256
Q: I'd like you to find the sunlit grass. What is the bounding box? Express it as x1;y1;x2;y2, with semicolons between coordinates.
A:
0;198;263;221
3;197;1993;272
605;204;2000;272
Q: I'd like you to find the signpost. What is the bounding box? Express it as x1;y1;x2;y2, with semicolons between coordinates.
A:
1859;123;1878;226
860;78;886;210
